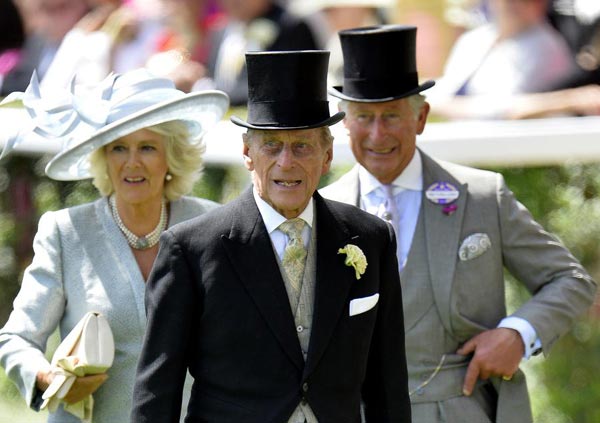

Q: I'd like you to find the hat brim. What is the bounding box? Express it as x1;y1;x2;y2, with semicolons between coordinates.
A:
45;90;229;181
328;80;435;103
230;111;345;130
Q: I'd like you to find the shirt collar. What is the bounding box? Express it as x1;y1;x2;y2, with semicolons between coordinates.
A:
359;150;423;196
252;188;314;234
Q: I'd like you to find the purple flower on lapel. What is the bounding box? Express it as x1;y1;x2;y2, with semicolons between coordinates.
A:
442;204;458;215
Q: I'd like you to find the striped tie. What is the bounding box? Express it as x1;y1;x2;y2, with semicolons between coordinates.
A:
279;218;307;292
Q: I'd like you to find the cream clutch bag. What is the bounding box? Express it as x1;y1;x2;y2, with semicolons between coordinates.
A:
41;311;115;421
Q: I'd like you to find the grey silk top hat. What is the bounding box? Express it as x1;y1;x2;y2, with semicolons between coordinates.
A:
1;69;229;180
329;25;435;102
230;50;345;130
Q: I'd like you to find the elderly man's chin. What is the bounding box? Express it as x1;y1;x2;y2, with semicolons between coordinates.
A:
269;190;311;218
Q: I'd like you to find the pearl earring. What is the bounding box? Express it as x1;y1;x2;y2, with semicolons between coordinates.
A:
165;173;173;181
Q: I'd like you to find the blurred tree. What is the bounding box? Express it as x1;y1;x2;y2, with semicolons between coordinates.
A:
495;164;600;423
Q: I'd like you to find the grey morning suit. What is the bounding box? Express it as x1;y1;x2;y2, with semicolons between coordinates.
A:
321;150;597;422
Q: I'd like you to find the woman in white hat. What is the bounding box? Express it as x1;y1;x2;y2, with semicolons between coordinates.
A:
0;69;228;422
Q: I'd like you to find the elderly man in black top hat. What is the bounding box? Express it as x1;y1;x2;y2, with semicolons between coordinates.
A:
320;25;596;423
131;50;411;423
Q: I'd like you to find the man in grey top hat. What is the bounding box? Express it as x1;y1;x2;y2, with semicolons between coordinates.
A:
320;24;597;423
132;50;411;422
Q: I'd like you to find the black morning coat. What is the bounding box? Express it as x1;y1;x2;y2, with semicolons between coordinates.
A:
131;190;411;422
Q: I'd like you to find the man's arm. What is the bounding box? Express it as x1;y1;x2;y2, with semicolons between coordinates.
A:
131;230;197;423
362;224;411;421
459;173;597;395
497;173;596;350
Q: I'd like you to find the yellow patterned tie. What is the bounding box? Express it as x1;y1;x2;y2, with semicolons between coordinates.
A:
279;218;307;292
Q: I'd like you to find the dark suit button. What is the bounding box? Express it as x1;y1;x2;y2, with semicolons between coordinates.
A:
301;397;308;406
302;382;309;392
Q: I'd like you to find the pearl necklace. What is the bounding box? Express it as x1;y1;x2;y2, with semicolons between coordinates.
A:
110;195;168;250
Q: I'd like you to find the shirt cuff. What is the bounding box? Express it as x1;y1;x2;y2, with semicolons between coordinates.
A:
498;316;542;359
31;386;44;411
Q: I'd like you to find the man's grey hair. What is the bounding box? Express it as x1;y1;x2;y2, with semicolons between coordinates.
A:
243;127;334;147
339;94;426;118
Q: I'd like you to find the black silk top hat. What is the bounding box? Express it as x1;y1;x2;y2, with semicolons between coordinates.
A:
329;25;435;102
230;51;345;129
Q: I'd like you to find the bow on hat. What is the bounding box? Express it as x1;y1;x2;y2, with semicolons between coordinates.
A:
0;70;177;161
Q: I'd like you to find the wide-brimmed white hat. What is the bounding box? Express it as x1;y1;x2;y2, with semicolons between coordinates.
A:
1;69;229;180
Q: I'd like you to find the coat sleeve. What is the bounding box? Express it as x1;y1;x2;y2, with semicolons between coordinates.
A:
498;173;597;354
362;224;412;422
131;230;198;423
0;211;66;408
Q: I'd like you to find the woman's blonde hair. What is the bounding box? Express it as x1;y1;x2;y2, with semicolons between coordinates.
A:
89;120;205;201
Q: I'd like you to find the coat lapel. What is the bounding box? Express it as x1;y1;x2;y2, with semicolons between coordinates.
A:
220;190;304;370
421;152;468;333
320;164;361;205
304;193;354;377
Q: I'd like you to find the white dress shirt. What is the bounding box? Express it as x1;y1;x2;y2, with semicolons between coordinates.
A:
359;151;423;270
252;189;312;256
252;189;318;423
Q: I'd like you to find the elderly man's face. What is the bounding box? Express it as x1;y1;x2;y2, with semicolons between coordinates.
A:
243;128;333;218
344;98;428;184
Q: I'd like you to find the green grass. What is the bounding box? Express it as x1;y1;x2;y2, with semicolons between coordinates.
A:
0;366;47;422
0;331;59;422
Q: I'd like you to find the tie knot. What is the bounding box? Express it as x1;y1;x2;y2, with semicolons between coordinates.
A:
381;184;394;199
279;218;305;240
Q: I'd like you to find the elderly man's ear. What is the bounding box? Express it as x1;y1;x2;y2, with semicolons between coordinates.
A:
416;102;430;135
242;140;254;171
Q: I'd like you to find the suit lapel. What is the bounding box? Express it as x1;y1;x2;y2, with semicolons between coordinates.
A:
325;164;361;205
220;190;304;370
421;152;468;334
304;193;354;377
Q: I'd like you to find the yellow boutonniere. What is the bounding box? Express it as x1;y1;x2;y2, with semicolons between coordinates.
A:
338;244;367;280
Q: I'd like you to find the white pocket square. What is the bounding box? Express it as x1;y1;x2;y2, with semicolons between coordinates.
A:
349;293;379;317
458;233;491;261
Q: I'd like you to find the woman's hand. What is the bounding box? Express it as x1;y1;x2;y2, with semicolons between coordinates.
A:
36;369;109;403
36;369;54;391
63;373;109;404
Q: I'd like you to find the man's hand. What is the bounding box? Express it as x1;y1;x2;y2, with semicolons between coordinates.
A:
457;328;524;396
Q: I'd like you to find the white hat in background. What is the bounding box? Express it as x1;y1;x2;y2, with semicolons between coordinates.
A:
1;69;229;180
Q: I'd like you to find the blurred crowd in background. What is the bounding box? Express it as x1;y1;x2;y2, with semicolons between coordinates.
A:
1;0;600;117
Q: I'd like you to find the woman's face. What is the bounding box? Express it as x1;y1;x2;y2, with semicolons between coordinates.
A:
105;128;169;207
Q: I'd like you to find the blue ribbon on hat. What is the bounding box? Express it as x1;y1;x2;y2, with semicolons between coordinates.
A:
0;69;179;161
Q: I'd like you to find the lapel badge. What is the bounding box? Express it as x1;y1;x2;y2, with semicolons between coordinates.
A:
426;182;460;215
425;181;459;205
